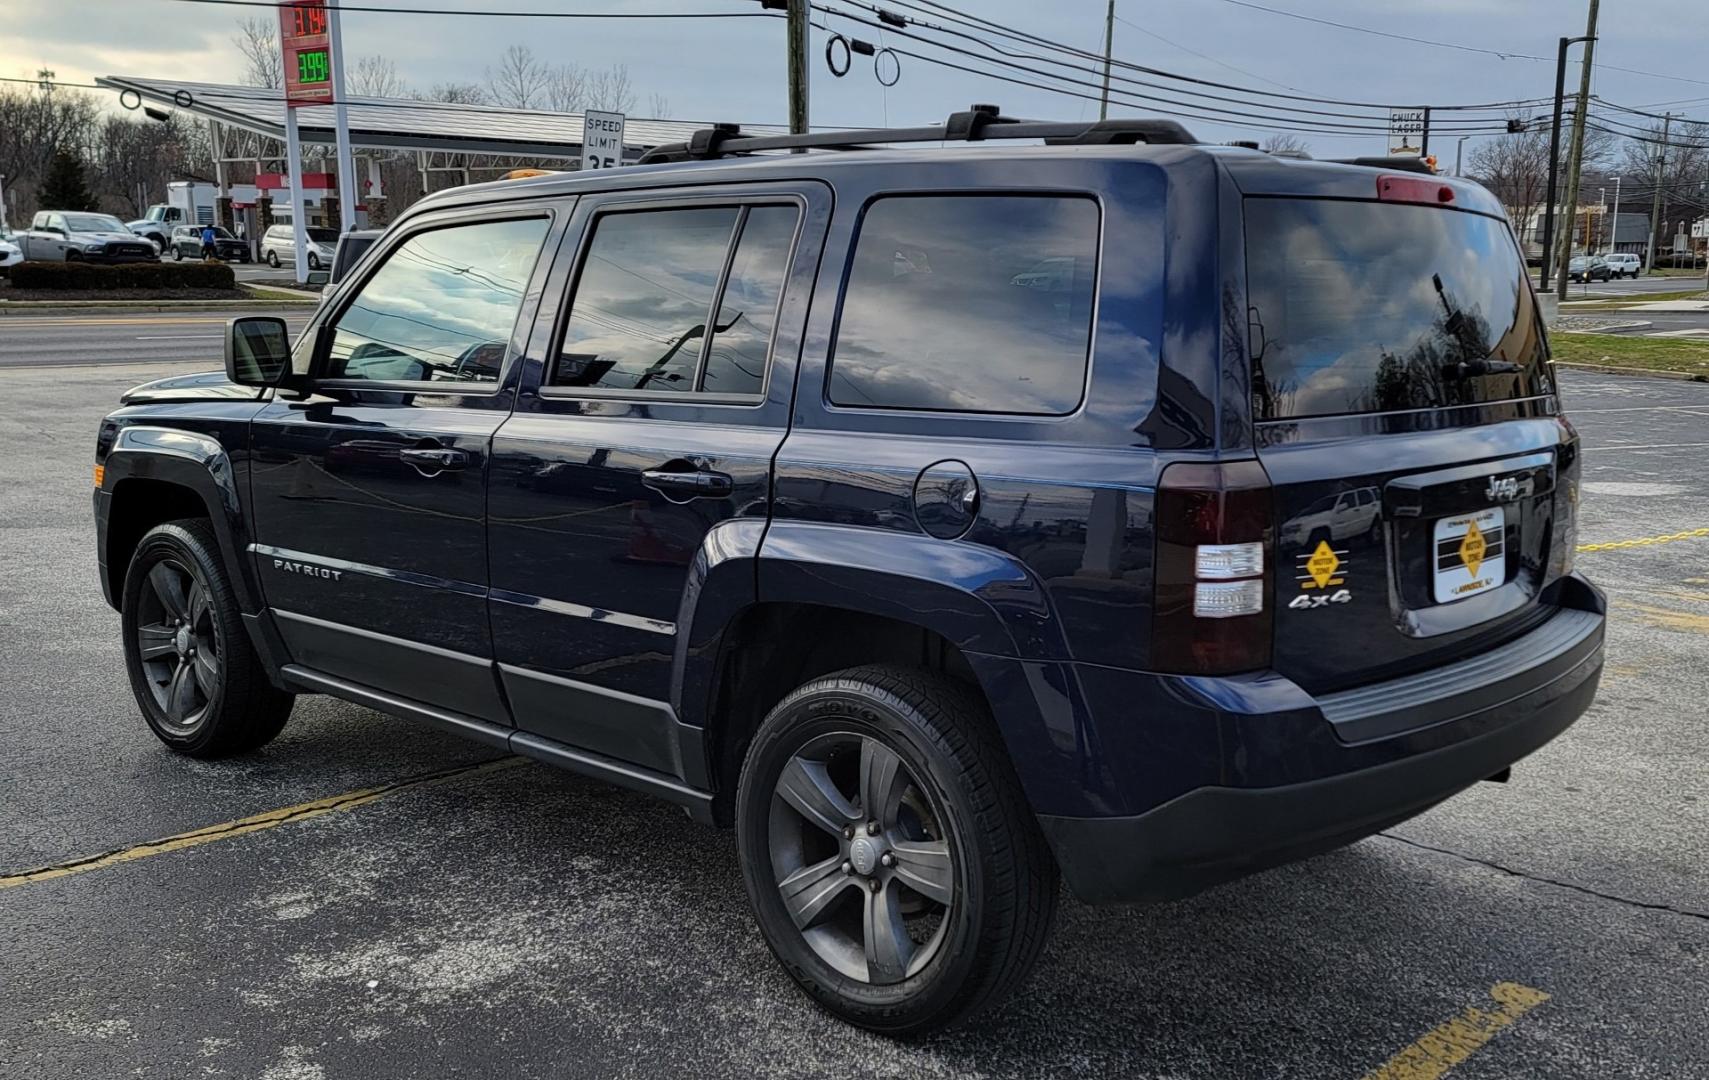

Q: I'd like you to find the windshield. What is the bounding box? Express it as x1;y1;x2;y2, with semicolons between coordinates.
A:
307;228;338;243
1245;199;1551;420
66;214;127;233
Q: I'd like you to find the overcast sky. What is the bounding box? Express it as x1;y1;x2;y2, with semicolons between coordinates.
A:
5;0;1707;159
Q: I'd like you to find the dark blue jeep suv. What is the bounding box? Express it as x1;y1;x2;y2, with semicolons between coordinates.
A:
92;110;1604;1034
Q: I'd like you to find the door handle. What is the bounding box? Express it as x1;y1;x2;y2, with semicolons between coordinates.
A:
642;467;734;499
399;446;469;474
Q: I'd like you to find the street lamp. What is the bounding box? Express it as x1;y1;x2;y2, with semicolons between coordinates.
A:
1454;134;1473;176
1609;175;1621;255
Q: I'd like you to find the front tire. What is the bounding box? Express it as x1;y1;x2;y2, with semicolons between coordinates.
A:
736;665;1057;1035
267;249;280;268
308;252;321;270
173;247;184;261
121;519;293;757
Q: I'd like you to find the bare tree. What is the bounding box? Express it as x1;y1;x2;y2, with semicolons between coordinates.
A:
424;82;487;105
1616;119;1709;261
485;45;550;109
544;65;587;114
349;55;407;99
233;16;282;89
584;64;636;113
646;92;671;119
1260;133;1309;155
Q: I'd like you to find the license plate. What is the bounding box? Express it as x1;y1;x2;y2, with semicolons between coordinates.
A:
1433;507;1506;603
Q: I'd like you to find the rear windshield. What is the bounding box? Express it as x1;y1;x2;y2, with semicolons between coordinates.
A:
1245;199;1550;420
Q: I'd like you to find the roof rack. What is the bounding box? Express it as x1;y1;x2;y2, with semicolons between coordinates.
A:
636;104;1197;165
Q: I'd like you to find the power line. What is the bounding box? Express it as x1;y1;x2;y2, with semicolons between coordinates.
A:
1208;0;1709;89
894;0;1553;112
1206;0;1550;60
815;4;1510;135
155;0;773;18
1112;13;1306;94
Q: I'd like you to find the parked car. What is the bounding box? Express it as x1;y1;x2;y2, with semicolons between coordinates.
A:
0;227;21;277
259;223;337;269
1568;254;1612;282
127;219;171;251
15;211;157;263
169;225;250;262
1604;252;1642;278
91;110;1604;1035
328;228;382;284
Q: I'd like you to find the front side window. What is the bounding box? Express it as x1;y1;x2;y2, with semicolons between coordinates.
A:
325;217;549;384
553;203;799;395
829;195;1100;414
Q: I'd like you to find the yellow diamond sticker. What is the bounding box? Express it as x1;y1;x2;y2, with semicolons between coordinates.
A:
1305;540;1341;589
1459;521;1487;577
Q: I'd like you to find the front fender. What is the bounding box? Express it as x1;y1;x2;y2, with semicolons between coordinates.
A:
99;425;262;614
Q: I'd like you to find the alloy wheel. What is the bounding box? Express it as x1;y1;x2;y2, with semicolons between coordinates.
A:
768;732;956;985
133;558;220;733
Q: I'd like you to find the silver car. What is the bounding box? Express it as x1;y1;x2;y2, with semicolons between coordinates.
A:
260;224;338;270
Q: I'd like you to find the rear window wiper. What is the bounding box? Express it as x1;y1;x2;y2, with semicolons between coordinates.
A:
1442;358;1523;379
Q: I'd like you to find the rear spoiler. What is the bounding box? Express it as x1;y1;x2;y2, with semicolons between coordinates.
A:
1326;155;1437;176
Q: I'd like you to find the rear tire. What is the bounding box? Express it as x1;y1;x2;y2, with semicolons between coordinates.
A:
120;519;293;757
736;664;1058;1035
173;247;183;261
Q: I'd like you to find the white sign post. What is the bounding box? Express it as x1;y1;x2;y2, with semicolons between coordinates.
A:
582;111;626;171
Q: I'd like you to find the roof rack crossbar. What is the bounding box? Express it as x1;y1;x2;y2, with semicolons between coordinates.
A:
635;104;1197;165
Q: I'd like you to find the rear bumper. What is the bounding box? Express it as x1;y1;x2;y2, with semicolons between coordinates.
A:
987;576;1605;904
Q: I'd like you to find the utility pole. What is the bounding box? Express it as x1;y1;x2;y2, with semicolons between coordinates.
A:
787;0;809;140
1644;112;1672;277
1539;37;1580;290
1554;0;1599;300
1099;0;1115;120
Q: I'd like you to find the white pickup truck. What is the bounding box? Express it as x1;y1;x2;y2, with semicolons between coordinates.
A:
15;211;159;264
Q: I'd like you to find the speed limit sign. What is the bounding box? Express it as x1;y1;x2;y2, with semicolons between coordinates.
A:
582;110;626;171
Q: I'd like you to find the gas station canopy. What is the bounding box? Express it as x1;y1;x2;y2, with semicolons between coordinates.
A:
95;75;775;160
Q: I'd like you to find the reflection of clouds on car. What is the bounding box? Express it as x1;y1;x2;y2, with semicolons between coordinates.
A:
829;196;1100;415
326;218;549;383
1247;201;1544;419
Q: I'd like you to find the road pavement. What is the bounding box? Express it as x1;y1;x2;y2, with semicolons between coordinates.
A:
0;362;1705;1079
0;309;316;368
1571;273;1707;299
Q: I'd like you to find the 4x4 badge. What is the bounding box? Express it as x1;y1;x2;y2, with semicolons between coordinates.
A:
1292;540;1352;609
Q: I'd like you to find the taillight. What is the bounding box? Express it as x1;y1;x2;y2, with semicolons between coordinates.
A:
1377;175;1455;206
1153;460;1274;675
1552;416;1580;578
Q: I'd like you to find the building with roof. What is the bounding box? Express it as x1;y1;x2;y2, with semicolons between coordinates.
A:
94;75;772;231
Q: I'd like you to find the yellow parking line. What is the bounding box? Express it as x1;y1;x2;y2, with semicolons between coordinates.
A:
1578;527;1709;552
0;757;523;892
1362;982;1551;1080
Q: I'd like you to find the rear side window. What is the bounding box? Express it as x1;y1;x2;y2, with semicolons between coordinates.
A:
553;204;799;395
1245;199;1550;420
325;216;549;384
829;195;1099;414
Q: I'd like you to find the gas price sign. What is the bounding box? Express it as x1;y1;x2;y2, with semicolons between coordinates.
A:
279;0;332;107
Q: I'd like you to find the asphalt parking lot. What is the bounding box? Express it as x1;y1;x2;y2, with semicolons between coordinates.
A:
1;360;1706;1079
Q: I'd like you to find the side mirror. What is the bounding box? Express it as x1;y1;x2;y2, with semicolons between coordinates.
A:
225;317;292;387
306;269;330;286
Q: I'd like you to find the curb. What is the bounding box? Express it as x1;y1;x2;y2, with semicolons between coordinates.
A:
1552;361;1709;382
1553;321;1652;334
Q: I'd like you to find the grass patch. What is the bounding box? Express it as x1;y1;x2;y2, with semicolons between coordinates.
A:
1559;288;1709;308
1551;332;1709;375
